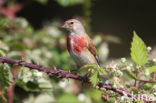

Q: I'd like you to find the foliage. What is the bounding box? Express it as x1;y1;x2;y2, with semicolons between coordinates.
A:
147;66;156;73
0;64;13;89
0;0;155;103
90;71;99;87
57;93;82;103
131;31;148;66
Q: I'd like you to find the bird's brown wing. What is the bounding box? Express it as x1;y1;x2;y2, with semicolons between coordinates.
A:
86;35;100;66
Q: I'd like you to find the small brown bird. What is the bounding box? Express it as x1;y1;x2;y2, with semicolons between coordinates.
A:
62;19;100;68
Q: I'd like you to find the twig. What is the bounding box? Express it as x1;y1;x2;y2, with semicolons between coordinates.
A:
7;82;15;103
139;79;156;83
7;66;19;103
0;57;155;102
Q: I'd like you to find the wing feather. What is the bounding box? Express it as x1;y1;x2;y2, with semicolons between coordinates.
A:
85;35;100;66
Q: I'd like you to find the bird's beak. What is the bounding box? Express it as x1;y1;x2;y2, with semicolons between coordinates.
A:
62;23;67;28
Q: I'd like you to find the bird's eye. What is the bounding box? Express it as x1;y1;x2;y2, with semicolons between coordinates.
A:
70;22;74;24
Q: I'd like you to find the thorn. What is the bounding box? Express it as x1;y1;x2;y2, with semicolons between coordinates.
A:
16;60;25;66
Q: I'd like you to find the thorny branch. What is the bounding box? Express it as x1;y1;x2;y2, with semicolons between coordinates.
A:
0;57;155;102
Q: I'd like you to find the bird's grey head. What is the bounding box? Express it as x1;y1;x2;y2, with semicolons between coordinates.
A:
62;19;86;35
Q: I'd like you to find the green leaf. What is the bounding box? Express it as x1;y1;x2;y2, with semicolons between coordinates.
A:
130;89;138;94
0;18;10;29
88;89;103;103
18;67;32;83
134;100;144;103
99;67;107;75
56;0;83;7
22;93;54;103
57;93;81;103
145;83;153;90
38;78;53;92
130;31;148;66
90;71;99;87
0;64;13;89
26;81;40;91
78;64;99;76
147;66;156;73
109;97;116;103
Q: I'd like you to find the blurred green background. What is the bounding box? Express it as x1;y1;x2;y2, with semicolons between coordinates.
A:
17;0;156;58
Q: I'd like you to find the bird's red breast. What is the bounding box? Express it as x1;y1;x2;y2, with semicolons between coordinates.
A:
67;35;87;54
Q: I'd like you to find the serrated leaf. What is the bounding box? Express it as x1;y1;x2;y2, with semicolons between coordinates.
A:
99;67;107;75
130;31;148;66
0;64;13;89
147;66;156;73
90;71;99;87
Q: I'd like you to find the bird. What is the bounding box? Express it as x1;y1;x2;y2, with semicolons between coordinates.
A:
62;19;100;69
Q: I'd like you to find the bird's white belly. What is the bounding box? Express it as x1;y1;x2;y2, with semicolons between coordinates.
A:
70;49;96;67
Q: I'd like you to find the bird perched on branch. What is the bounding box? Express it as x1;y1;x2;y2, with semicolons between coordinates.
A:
62;19;100;69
